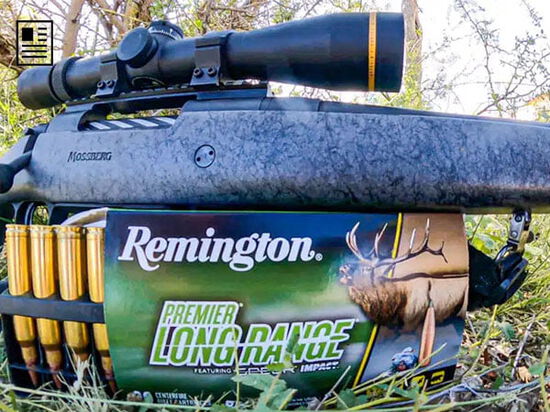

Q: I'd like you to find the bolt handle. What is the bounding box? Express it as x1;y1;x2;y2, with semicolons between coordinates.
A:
0;152;31;194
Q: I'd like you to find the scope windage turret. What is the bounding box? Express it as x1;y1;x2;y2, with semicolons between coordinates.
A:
17;12;404;109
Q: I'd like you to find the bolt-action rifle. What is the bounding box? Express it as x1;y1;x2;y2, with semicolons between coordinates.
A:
0;12;544;392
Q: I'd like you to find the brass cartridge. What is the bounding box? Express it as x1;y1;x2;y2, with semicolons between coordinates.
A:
86;228;104;303
55;226;89;363
29;225;63;387
5;224;39;386
87;227;116;390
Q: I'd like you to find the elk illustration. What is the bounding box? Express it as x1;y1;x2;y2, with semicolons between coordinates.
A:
340;219;469;365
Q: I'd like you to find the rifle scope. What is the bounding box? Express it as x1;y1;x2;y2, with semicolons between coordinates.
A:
17;13;404;110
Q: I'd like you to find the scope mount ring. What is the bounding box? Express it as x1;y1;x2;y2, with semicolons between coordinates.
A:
190;31;233;88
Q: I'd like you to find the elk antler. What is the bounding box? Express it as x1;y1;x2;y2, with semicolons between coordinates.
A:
344;219;447;275
376;219;447;273
345;222;388;262
372;223;388;258
345;222;366;261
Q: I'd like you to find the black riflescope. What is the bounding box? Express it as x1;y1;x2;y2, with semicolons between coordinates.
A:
17;13;404;110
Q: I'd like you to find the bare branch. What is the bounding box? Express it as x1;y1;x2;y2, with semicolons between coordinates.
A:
89;0;126;35
62;0;86;57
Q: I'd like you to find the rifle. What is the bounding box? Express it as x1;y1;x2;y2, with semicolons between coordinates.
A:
0;12;541;398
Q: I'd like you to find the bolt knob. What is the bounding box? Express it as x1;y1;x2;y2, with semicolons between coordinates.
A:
0;164;15;194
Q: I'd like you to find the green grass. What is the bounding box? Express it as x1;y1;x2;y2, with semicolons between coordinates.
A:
0;72;54;157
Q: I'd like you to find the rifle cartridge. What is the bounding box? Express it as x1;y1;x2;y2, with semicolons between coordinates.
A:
86;227;115;389
5;224;39;386
54;226;89;363
29;225;63;387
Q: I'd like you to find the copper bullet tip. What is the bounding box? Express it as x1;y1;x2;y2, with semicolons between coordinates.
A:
51;371;63;389
108;378;117;393
76;352;89;363
27;368;40;387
